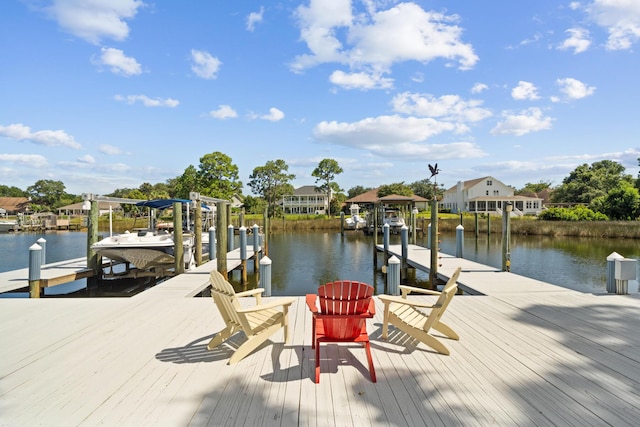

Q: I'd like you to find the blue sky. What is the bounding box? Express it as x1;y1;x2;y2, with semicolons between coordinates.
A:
2;0;640;196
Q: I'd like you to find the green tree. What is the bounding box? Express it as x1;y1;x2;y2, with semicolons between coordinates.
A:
377;182;413;198
248;159;295;217
598;183;640;220
0;185;27;197
552;160;632;205
242;195;267;214
197;151;243;200
516;181;552;194
409;179;436;199
347;186;372;199
168;165;199;199
26;179;66;210
312;158;343;201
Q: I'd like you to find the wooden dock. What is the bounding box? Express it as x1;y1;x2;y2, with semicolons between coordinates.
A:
0;247;257;295
1;246;640;425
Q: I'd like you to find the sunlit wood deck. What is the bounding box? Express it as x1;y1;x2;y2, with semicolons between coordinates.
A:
2;257;640;426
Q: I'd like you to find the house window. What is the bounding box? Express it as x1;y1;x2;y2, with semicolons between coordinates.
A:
486;190;489;195
487;180;493;186
493;190;499;196
526;201;532;209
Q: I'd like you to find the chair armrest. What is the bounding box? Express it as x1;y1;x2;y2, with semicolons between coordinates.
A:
378;294;436;309
313;313;374;319
236;288;265;298
238;297;295;313
306;294;318;313
399;285;441;297
367;298;376;315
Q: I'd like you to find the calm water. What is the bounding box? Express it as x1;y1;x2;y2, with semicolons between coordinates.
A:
1;229;638;297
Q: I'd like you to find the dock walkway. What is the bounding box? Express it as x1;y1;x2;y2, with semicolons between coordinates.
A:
2;246;640;425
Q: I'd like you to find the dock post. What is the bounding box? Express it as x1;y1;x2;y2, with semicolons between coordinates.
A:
209;226;216;261
606;252;623;293
194;198;202;266
487;214;491;236
411;208;418;245
86;198;101;292
173;202;185;275
252;224;260;271
614;258;636;295
37;237;46;265
456;224;464;258
387;256;400;296
475;213;479;238
216;201;228;278
501;203;512;272
260;256;272;297
383;223;390;265
239;226;247;284
426;223;431;249
340;211;345;235
429;199;439;290
28;243;43;298
227;225;234;252
401;225;408;281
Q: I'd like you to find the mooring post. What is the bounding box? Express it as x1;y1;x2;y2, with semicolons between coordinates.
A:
501;203;512;272
86;199;100;292
429;199;439;289
260;256;272;297
387;256;400;296
209;226;216;262
194;198;202;266
37;237;46;265
487;214;491;236
411;208;418;245
383;223;390;265
227;224;235;252
173;202;184;275
427;223;431;249
28;243;43;298
252;223;260;271
239;226;247;284
340;211;345;235
401;225;408;281
475;212;479;238
216;201;228;278
456;224;464;258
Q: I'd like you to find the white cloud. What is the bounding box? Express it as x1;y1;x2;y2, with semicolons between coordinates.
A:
45;0;144;44
587;0;640;50
558;28;591;53
260;108;285;122
471;83;488;94
329;70;393;90
77;154;95;164
98;144;122;155
556;77;596;100
95;47;142;76
511;81;540;101
0;123;82;149
391;92;492;123
208;105;238;119
491;108;553;136
114;94;179;107
0;153;48;168
291;1;477;75
190;49;221;79
246;6;264;32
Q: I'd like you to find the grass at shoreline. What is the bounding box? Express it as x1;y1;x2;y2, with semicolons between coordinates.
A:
96;214;640;239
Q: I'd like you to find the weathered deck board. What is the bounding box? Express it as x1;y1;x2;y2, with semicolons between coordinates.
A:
2;257;640;426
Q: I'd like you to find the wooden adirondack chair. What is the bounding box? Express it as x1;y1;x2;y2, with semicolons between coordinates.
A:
208;270;295;364
306;280;376;383
379;267;462;355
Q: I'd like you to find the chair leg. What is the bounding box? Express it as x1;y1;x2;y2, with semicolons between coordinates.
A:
207;325;236;350
433;321;459;340
382;304;390;340
229;323;282;364
315;341;321;383
364;341;376;383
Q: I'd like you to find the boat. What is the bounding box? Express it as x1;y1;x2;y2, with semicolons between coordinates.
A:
383;209;405;232
344;204;367;230
91;199;212;277
0;220;19;232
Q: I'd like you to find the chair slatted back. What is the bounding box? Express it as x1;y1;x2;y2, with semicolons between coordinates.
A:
423;267;461;332
318;280;373;340
210;271;249;332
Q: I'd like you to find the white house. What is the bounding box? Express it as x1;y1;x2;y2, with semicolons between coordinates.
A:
440;176;544;216
282;186;331;214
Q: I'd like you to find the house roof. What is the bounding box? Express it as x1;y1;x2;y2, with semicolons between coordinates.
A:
293;185;322;195
443;176;490;193
345;188;428;204
0;197;30;213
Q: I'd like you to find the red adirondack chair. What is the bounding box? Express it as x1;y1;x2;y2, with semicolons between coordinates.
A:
306;280;376;383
